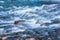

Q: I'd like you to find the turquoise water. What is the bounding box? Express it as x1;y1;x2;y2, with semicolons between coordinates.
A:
0;0;60;40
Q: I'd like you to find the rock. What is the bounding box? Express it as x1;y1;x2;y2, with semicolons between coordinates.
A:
0;34;6;40
25;37;35;40
14;20;25;24
51;19;60;23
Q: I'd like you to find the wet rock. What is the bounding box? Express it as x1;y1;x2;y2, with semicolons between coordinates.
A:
0;34;6;40
14;20;25;24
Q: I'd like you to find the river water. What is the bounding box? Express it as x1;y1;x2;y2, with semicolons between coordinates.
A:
0;0;60;40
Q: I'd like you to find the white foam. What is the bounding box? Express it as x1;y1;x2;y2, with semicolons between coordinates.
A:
0;1;5;3
0;28;4;35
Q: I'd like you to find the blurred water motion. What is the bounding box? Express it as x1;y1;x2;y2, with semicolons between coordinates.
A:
0;0;60;40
